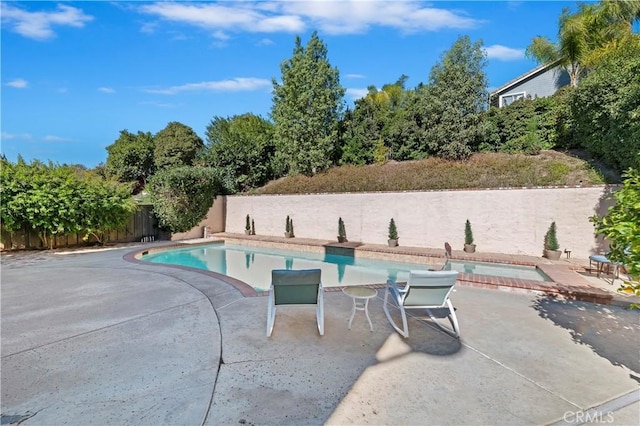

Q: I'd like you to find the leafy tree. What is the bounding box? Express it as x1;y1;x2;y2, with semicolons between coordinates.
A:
483;96;561;153
271;31;345;176
154;121;204;170
418;36;488;160
341;76;411;164
568;35;640;172
147;166;224;233
526;1;640;87
0;158;135;248
201;114;275;192
590;165;640;298
105;129;155;188
76;172;137;244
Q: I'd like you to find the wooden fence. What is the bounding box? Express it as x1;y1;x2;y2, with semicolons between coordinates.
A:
0;205;159;251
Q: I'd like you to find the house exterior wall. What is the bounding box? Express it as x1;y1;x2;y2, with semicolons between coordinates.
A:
491;67;570;107
220;186;617;260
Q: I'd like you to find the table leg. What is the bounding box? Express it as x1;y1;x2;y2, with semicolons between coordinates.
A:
348;298;356;330
364;298;373;331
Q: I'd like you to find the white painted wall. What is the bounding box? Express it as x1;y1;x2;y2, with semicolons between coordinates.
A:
221;186;617;260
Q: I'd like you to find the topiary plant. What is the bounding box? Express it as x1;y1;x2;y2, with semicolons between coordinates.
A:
251;218;255;235
245;214;251;234
465;219;474;245
285;215;294;238
388;218;398;240
338;217;347;242
544;221;559;251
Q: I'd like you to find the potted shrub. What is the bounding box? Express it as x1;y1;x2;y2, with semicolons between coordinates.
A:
337;217;348;243
245;214;251;235
284;215;294;238
388;218;399;247
464;219;476;253
544;221;561;260
251;218;256;236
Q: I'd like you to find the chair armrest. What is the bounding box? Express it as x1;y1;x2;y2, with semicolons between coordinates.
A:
386;279;407;292
386;280;408;303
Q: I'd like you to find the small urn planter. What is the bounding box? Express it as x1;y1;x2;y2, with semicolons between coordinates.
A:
464;244;476;253
544;249;562;260
388;239;398;247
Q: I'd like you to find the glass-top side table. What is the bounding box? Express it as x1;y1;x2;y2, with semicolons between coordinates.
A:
342;286;377;331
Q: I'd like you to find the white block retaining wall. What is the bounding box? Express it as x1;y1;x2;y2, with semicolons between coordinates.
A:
221;186;618;260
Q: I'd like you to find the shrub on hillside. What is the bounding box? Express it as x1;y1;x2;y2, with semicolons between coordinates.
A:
568;37;640;172
148;166;224;233
251;152;604;195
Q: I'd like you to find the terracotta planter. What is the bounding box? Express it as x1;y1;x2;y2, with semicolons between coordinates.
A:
284;232;294;238
388;239;398;247
544;249;562;260
464;244;476;253
337;236;348;243
244;229;251;235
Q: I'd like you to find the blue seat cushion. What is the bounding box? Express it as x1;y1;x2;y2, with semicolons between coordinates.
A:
589;254;611;263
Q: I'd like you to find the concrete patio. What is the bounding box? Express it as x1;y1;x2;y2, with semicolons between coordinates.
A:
1;242;639;425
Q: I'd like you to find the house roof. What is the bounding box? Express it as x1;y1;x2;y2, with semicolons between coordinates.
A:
489;60;562;96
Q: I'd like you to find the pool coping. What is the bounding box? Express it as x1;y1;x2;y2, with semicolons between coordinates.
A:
124;234;639;308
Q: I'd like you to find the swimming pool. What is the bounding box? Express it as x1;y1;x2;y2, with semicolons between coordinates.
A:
140;243;550;291
444;260;551;282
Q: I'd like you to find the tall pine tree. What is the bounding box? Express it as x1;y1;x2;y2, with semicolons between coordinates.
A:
271;32;345;176
420;36;488;160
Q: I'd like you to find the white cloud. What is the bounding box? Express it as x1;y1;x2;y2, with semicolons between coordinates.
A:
140;22;158;34
140;2;304;39
139;1;481;37
346;88;369;101
345;74;366;79
139;101;181;108
98;87;116;94
6;78;28;88
1;132;33;140
1;3;93;41
43;135;72;142
485;45;525;61
144;78;272;95
257;38;275;46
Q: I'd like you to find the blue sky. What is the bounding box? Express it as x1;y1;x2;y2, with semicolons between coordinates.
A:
2;1;582;168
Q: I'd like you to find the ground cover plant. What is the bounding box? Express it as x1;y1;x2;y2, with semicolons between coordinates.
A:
251;150;605;195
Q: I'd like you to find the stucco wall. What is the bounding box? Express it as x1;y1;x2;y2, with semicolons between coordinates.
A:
170;196;226;241
222;186;618;260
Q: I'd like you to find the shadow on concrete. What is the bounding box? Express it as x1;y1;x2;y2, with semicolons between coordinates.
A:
532;294;640;374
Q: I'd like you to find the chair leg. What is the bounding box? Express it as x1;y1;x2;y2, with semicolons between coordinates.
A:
266;293;276;337
317;290;324;336
383;287;409;338
446;299;460;338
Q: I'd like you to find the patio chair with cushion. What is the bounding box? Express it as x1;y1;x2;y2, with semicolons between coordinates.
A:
589;247;629;284
383;270;460;338
266;268;324;337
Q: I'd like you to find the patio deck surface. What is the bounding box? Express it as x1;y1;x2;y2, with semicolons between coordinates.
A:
1;240;639;425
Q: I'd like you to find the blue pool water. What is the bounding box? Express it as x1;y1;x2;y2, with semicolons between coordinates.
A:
444;260;551;282
141;243;550;291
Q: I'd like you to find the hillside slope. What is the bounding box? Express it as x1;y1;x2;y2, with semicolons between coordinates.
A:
250;151;610;195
